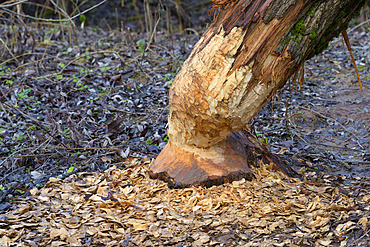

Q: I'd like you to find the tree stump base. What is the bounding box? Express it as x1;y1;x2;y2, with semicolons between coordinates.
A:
149;130;297;188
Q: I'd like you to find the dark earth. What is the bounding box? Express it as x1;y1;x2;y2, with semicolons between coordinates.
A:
0;0;369;225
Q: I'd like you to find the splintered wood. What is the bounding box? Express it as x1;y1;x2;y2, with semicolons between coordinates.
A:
150;0;367;188
1;159;369;246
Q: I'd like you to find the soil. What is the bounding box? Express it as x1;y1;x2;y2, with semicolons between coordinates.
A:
0;3;369;246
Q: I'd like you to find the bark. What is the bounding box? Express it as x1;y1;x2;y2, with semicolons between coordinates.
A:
149;0;366;188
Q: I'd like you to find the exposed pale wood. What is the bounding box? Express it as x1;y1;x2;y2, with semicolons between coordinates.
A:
150;0;366;187
150;130;295;188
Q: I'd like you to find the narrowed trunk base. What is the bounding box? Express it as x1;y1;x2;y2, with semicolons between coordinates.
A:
149;130;298;188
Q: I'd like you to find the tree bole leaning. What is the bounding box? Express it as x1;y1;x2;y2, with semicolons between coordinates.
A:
149;0;366;187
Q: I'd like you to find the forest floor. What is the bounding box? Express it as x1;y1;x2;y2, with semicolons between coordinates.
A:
0;16;369;247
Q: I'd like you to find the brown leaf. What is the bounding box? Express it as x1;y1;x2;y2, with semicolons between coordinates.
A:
50;228;69;240
358;217;368;228
30;187;38;195
317;238;332;246
50;241;67;247
67;235;82;246
107;117;124;134
132;222;148;231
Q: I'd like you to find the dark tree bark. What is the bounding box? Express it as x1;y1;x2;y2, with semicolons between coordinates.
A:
149;0;366;188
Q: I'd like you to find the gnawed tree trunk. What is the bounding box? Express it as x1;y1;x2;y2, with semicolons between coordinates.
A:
149;0;366;187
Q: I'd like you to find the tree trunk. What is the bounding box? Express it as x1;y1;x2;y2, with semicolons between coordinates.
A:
149;0;366;188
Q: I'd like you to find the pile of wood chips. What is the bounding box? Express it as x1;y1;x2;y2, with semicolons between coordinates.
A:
1;159;369;246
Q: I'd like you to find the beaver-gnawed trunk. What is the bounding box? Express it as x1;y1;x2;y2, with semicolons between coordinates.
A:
149;0;366;188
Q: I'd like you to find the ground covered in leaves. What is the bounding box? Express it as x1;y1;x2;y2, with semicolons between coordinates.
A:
1;161;370;246
0;19;369;246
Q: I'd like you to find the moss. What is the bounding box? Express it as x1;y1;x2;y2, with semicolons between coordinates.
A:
309;29;316;39
314;13;349;55
276;0;366;60
291;20;306;36
315;36;329;56
308;3;318;17
282;18;306;46
312;0;366;58
283;2;319;45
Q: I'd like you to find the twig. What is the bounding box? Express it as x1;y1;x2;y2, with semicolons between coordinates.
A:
132;57;151;79
1;8;63;22
145;14;161;52
0;0;28;8
1;0;106;22
298;106;364;149
69;0;107;21
346;227;370;247
155;106;168;124
38;29;57;71
0;88;14;103
183;214;197;244
0;52;54;68
3;102;71;150
349;19;370;32
184;28;200;36
0;102;15;126
0;147;61;183
0;153;58;160
31;133;53;154
33;49;124;80
49;0;75;27
132;0;144;31
0;145;130;160
3;102;49;126
0;165;30;184
0;38;20;64
15;56;61;72
307;142;363;151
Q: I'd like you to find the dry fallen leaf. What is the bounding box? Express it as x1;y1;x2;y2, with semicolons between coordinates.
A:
358;217;368;228
1;159;368;247
50;228;69;240
49;177;60;183
363;195;370;203
30;187;38;195
133;223;148;231
50;241;67;247
317;238;332;246
67;235;82;246
335;221;355;236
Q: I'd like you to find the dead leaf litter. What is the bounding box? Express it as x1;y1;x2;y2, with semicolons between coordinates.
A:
1;160;369;246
